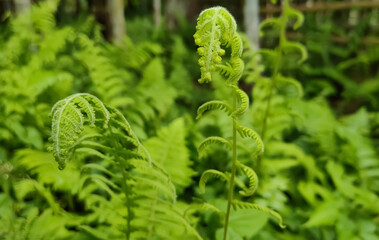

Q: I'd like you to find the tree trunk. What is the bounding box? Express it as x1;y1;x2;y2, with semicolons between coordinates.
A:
165;0;187;30
153;0;161;28
107;0;126;44
14;0;31;15
244;0;260;49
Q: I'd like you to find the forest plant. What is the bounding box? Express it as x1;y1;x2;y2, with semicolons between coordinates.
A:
49;93;201;239
256;0;307;173
193;7;284;239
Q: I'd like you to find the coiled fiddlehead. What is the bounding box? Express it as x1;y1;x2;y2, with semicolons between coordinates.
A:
194;7;244;85
194;6;282;239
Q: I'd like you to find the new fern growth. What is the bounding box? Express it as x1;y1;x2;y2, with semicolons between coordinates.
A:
194;7;284;239
49;93;200;239
50;93;149;170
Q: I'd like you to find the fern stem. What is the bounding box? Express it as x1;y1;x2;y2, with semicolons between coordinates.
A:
124;170;131;240
223;87;238;240
147;196;158;239
109;125;131;240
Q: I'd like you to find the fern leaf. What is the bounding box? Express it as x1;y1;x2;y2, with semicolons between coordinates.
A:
237;162;258;197
232;200;285;228
257;49;278;59
276;74;303;98
81;163;116;178
199;169;229;193
198;136;232;158
282;41;308;64
196;100;233;119
184;200;224;218
50;93;109;169
286;7;304;30
225;57;244;85
236;124;264;155
231;86;249;117
259;18;282;37
144;118;195;191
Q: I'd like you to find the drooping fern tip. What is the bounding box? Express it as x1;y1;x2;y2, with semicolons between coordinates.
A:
48;94;110;169
194;6;243;84
49;93;152;171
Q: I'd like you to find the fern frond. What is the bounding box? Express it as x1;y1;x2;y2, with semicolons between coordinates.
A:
259;18;282;37
286;7;304;30
184;200;224;218
136;58;177;119
81;163;116;178
282;41;308;64
79;174;121;197
237;162;258;197
199;169;229;193
257;49;278;60
198;136;232;158
225;57;244;85
276;74;303;98
50;93;109;169
232;200;285;228
196;100;233;119
194;7;239;83
236;124;264;155
231;86;249;117
76;34;134;109
144;118;195;192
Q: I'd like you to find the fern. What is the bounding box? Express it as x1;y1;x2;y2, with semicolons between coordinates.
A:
198;136;232;158
199;169;229;194
194;7;283;239
253;0;307;172
75;34;134;109
237;162;258;197
50;93;111;169
49;93;200;239
231;200;285;228
0;0;75;151
144;118;195;192
196;100;232;119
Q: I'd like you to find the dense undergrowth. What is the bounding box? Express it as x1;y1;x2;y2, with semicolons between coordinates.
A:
0;0;378;239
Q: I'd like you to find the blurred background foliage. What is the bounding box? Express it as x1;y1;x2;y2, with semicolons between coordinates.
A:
0;0;378;239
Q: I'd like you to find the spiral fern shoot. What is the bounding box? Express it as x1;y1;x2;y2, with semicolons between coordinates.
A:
194;7;278;240
193;7;243;84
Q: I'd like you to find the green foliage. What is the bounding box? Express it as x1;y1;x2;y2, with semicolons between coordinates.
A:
1;0;378;239
48;93;200;239
145;118;195;192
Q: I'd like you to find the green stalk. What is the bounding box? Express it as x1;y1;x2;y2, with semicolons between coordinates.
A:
109;125;131;240
223;87;238;240
123;169;131;240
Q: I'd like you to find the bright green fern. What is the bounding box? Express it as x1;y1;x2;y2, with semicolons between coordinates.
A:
194;6;284;239
49;93;200;239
